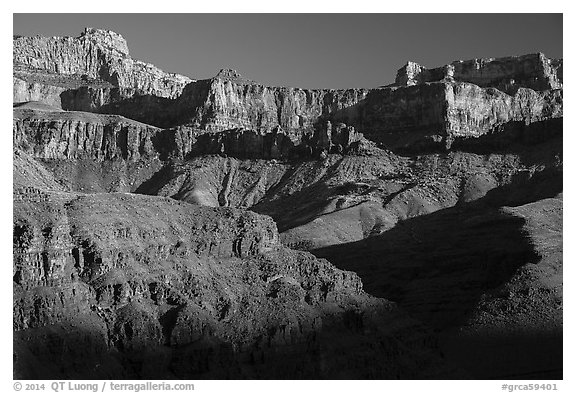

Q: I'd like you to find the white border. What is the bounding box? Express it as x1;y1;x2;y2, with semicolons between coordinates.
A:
2;4;572;392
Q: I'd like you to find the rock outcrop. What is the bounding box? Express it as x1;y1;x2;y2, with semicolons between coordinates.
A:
13;27;563;380
360;81;562;151
44;71;564;154
14;75;68;109
174;69;369;133
394;53;563;92
14;28;192;98
14;30;563;153
14;105;370;164
14;28;369;131
55;69;370;132
14;187;461;379
13;108;161;161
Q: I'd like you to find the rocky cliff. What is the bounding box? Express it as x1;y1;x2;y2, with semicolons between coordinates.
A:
14;104;368;165
14;30;562;153
394;53;563;92
13;184;461;379
57;68;370;135
13;27;563;380
360;81;562;151
14;28;192;98
174;69;369;133
41;75;564;155
14;107;162;161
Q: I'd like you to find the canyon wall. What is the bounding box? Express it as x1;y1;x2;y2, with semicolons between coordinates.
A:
14;106;365;162
13;30;563;153
13;27;563;380
360;81;563;151
394;53;563;92
58;69;370;133
175;69;369;133
14;186;458;379
14;28;192;98
13;108;162;161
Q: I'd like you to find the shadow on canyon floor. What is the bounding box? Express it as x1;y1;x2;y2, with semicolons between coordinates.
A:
312;170;563;378
13;301;464;380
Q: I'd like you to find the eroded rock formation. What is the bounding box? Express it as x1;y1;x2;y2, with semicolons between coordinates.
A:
14;28;192;98
394;53;563;92
14;30;563;153
13;28;563;380
14;184;462;379
360;81;562;151
14;108;161;161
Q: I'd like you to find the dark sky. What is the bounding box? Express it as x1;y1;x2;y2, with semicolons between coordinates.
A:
13;14;563;89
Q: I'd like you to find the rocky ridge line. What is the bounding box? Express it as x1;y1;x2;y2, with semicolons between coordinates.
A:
394;53;563;92
14;28;192;99
13;27;563;380
14;30;563;153
13;184;461;379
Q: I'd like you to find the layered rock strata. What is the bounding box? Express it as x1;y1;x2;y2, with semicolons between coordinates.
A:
13;108;162;161
14;28;192;98
360;82;562;151
13;107;367;163
13;27;563;380
174;69;369;132
13;187;460;379
56;68;370;132
14;30;563;153
394;53;563;92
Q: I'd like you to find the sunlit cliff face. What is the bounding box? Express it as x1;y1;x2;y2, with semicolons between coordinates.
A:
13;28;563;380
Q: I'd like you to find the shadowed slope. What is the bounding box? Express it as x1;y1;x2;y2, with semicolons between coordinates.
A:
312;172;562;378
